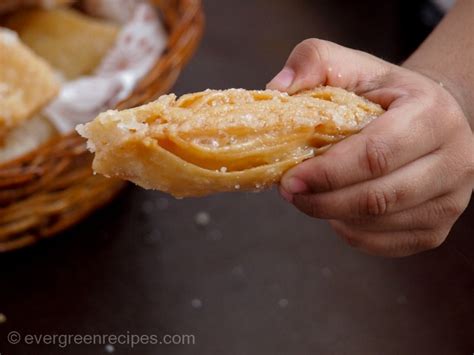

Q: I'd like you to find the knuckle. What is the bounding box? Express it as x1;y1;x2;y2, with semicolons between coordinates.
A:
438;196;465;219
360;186;398;217
293;38;329;64
299;38;327;51
418;230;446;251
363;135;393;177
440;142;474;187
448;138;474;185
308;161;338;192
321;167;336;191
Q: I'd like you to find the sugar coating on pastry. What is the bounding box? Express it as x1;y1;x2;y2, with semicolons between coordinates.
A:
77;87;385;197
0;28;59;137
5;8;119;79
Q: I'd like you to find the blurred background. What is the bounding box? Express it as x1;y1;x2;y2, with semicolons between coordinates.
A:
1;0;473;354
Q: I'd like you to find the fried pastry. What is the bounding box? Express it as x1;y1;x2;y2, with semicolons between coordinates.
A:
0;114;57;164
0;28;59;138
77;87;385;197
5;8;119;79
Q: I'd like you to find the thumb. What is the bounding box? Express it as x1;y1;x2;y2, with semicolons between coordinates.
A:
267;39;392;95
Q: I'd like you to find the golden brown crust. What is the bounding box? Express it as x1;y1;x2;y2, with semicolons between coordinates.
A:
5;8;119;79
0;28;59;139
77;87;384;197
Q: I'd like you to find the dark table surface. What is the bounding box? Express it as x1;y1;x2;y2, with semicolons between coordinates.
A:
1;1;473;354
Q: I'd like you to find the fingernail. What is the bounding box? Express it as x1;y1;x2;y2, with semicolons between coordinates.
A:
267;67;294;90
282;177;308;195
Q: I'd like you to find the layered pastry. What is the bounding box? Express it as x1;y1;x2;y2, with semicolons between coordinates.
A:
5;7;119;79
0;115;57;163
77;87;385;197
0;28;59;139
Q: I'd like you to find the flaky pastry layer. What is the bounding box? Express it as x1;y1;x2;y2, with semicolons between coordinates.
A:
0;28;59;137
77;87;384;197
5;8;119;79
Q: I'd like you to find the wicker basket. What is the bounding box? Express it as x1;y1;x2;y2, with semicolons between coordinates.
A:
0;0;204;252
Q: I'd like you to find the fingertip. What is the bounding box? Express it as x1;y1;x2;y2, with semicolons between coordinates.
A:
266;67;295;91
281;175;309;195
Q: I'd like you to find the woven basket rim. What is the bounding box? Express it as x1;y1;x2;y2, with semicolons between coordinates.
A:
1;0;205;162
0;0;204;252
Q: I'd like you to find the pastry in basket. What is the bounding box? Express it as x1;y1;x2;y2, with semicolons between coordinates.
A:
0;0;73;15
0;28;59;139
5;7;119;79
0;115;57;163
77;87;384;197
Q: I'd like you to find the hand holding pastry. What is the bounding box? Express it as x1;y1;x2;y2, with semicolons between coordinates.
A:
268;39;474;257
78;87;383;197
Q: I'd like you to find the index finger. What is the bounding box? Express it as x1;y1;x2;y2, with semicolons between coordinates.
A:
266;39;393;96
